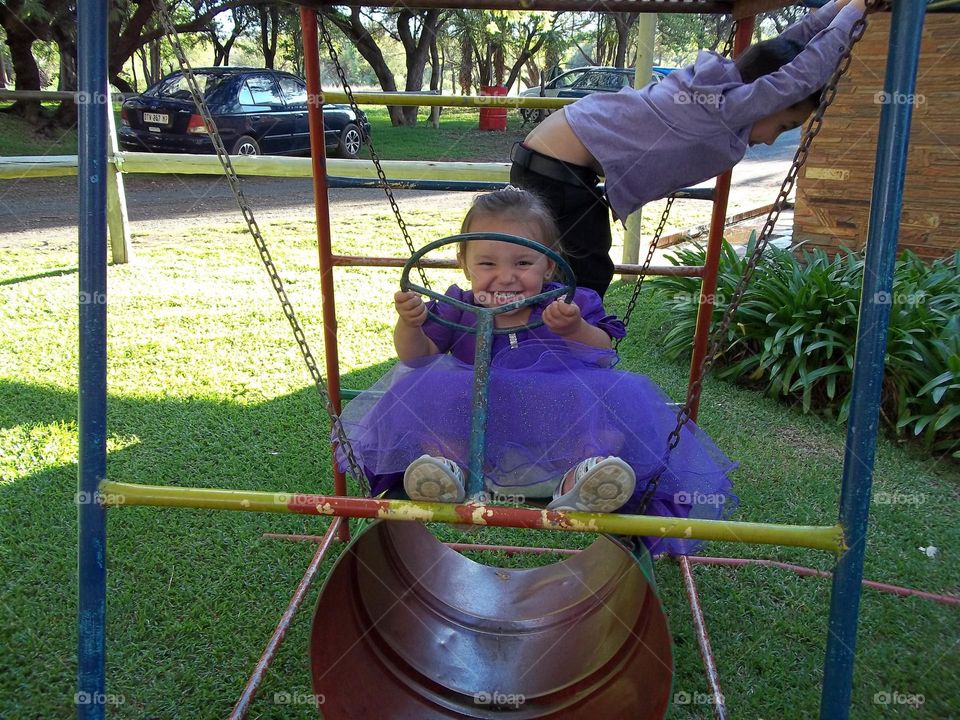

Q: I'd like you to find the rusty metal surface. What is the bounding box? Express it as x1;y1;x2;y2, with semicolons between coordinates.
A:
310;521;672;718
303;0;733;12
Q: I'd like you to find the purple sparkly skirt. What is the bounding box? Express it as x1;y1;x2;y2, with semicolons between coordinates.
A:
335;340;737;555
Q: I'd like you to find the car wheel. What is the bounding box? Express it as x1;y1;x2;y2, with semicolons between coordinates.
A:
231;135;261;157
336;123;363;159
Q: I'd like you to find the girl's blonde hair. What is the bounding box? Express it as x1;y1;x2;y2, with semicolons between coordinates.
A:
458;187;561;258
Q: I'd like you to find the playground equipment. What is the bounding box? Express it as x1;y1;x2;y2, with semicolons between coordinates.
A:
76;1;930;719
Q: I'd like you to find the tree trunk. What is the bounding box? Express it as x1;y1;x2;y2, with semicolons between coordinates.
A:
259;5;279;69
397;9;440;125
321;8;402;124
2;20;44;123
53;13;78;128
428;35;441;128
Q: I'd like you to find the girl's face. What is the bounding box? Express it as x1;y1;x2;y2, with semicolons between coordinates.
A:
460;216;556;315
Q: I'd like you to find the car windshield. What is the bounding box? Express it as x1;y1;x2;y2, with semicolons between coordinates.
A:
572;71;632;91
149;72;230;101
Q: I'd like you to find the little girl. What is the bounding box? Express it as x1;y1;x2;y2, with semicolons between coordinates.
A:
337;188;736;554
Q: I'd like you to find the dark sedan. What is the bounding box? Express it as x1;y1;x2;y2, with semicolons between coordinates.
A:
119;67;370;158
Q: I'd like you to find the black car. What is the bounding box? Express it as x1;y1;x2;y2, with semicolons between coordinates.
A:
119;67;370;158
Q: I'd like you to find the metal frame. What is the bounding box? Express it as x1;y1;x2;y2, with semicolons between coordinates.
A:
75;2;927;719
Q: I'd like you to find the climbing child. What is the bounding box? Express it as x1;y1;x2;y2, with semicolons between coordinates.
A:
337;188;736;554
510;0;868;297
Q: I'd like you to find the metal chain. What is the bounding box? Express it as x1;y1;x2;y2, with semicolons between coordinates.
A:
720;18;740;59
614;194;675;351
316;13;430;290
153;1;370;495
633;1;878;513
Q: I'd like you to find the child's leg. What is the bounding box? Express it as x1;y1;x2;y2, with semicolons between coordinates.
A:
548;456;636;513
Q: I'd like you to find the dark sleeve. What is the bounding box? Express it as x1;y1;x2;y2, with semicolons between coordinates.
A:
421;285;466;354
576;288;627;340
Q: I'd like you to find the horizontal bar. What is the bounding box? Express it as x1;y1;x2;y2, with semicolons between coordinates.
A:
303;0;734;12
324;90;572;109
331;254;705;277
99;481;845;552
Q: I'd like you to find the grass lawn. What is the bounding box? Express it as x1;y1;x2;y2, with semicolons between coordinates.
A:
1;202;957;718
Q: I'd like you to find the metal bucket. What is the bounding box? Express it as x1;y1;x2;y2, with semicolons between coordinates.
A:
310;521;673;718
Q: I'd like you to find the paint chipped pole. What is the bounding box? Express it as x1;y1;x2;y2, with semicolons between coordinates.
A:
97;481;846;553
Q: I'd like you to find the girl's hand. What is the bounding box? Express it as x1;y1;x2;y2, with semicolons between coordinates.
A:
543;298;583;336
395;291;427;327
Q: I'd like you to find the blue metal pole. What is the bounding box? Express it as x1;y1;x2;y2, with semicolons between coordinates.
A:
77;0;109;718
820;4;926;719
467;312;495;497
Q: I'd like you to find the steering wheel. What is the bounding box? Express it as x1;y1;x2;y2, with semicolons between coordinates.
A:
400;232;576;335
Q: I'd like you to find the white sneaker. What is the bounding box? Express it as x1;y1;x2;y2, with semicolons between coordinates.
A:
403;455;466;503
547;456;635;513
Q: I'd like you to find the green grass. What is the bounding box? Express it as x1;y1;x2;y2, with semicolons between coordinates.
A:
2;207;958;719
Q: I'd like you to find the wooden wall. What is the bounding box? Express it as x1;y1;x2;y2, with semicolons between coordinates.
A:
793;14;958;261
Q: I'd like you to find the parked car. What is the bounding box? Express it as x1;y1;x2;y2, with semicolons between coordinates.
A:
518;66;666;123
119;67;371;159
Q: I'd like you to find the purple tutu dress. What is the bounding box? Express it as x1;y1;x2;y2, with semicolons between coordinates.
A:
336;284;737;555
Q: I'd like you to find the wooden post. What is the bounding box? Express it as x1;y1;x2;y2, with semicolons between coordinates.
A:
105;102;132;264
621;13;657;276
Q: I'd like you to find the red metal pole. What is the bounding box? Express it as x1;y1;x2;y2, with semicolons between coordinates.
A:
301;7;350;543
686;16;756;420
229;518;343;719
682;17;756;720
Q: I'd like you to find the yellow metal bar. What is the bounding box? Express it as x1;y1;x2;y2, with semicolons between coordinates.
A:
322;91;571;109
99;481;845;553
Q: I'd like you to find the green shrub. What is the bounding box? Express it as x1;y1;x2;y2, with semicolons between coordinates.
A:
654;240;959;456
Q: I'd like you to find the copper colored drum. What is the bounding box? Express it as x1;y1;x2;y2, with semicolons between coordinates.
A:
310;521;672;718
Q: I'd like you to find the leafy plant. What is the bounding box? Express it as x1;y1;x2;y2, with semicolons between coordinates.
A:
654;242;959;455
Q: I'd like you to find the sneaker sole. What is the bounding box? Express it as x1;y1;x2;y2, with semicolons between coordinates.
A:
404;458;464;503
551;459;635;513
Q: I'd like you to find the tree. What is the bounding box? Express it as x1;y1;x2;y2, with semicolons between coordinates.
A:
320;6;442;126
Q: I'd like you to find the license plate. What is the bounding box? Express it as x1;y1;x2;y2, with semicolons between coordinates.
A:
143;112;169;124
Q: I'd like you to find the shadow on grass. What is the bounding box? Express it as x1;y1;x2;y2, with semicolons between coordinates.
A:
0;265;78;287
